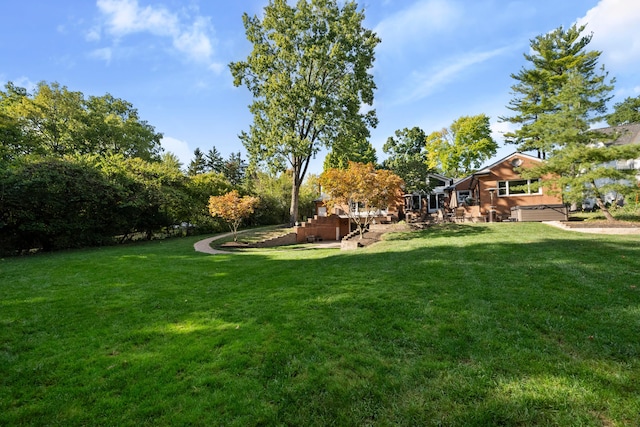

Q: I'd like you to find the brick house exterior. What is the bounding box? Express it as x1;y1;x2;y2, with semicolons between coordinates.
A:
450;152;566;222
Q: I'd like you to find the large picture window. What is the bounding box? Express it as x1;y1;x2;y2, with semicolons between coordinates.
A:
497;179;541;196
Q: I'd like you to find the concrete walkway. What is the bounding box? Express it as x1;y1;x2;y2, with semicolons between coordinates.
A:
193;231;245;255
194;230;342;255
544;221;640;235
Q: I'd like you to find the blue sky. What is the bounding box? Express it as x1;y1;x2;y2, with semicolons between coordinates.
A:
2;0;639;175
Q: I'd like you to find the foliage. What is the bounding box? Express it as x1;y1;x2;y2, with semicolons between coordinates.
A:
320;161;403;238
500;24;614;156
223;151;248;187
382;126;431;192
230;0;380;224
323;133;377;170
425;114;498;178
206;146;225;173
2;224;640;425
516;71;631;221
184;172;232;234
208;190;260;241
187;148;207;176
0;156;120;253
606;95;640;126
520;139;640;221
0;81;163;161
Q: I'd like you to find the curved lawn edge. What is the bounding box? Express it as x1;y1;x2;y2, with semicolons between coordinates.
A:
193;230;250;255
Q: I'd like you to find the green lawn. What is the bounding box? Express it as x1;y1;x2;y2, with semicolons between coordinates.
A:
1;223;639;426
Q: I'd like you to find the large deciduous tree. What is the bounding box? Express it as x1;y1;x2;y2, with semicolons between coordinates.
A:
230;0;380;225
0;81;163;161
425;114;497;178
382;126;431;193
320;162;403;238
208;190;259;241
500;24;613;157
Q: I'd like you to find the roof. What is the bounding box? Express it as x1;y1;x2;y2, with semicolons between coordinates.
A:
472;152;542;175
447;152;542;190
595;123;640;146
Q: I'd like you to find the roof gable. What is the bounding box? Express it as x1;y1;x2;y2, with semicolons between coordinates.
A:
473;152;542;175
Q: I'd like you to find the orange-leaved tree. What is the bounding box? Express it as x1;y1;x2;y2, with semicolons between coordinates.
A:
208;190;259;241
320;162;404;239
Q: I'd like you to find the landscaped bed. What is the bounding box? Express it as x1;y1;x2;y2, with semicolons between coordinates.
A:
1;222;639;426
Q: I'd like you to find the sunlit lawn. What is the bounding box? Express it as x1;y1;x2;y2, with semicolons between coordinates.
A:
1;223;639;426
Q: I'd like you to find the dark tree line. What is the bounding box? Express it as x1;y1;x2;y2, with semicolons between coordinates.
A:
0;81;317;255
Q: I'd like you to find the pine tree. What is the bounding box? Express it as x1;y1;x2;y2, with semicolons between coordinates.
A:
205;146;225;173
500;24;613;157
187;148;206;176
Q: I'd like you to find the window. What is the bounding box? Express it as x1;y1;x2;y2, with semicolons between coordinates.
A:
457;190;471;204
497;179;541;196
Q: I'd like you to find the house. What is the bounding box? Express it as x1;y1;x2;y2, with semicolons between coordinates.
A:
403;173;455;222
584;123;640;208
449;152;567;222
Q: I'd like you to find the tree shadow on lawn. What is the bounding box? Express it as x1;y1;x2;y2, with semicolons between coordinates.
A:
384;222;491;241
3;228;639;425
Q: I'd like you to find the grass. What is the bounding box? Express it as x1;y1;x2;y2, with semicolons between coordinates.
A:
1;223;639;426
570;203;640;222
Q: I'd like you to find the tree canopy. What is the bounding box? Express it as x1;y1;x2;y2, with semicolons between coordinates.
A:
500;24;613;156
208;190;259;241
425;114;497;178
230;0;380;225
382;127;431;193
505;27;634;221
607;95;640;126
0;81;163;161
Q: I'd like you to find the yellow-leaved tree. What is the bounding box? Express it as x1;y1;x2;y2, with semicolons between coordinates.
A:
320;162;404;239
208;190;259;241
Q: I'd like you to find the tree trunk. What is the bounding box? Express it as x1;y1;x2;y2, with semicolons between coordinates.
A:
594;197;616;221
591;180;616;221
289;178;301;226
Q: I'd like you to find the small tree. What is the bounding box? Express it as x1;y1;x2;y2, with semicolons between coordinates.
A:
320;162;403;238
208;190;259;241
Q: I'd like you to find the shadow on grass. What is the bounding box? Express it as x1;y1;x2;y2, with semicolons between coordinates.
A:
2;224;639;425
385;222;493;241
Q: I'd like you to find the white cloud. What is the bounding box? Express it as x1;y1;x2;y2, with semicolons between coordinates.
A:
577;0;640;69
374;0;462;53
89;47;112;64
398;46;511;104
172;16;214;62
161;136;192;168
86;26;102;42
94;0;216;64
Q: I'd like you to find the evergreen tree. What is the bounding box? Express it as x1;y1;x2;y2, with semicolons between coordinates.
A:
500;24;613;157
187;148;207;176
205;146;225;173
519;72;639;221
223;152;248;187
607;95;640;126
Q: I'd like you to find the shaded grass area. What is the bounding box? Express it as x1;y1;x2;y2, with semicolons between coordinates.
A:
1;223;639;425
